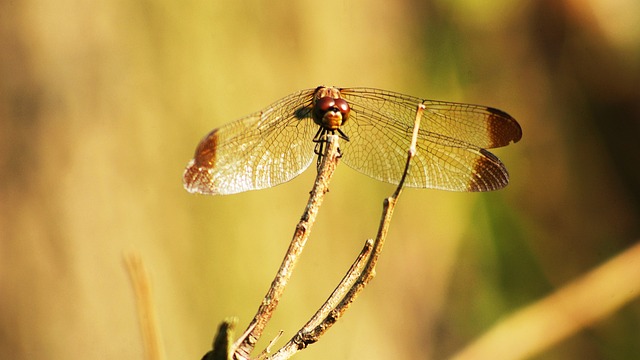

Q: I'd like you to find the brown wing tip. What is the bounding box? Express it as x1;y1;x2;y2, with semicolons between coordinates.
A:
183;129;221;195
183;160;218;195
487;107;523;147
192;129;219;167
467;149;510;192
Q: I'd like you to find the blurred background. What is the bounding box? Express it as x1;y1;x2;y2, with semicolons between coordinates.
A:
2;0;639;359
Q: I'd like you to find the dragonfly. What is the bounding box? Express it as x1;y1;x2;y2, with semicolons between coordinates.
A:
183;86;522;195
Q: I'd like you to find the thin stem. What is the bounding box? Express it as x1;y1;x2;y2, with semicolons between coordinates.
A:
268;104;426;358
450;240;640;360
231;135;341;360
124;253;165;360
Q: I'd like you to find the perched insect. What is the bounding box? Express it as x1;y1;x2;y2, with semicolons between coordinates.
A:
183;86;522;195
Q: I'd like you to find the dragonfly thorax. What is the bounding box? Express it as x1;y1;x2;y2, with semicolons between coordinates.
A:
312;96;350;130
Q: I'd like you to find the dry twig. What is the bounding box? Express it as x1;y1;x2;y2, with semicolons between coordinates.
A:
268;104;426;359
125;252;165;360
230;135;342;360
451;240;640;360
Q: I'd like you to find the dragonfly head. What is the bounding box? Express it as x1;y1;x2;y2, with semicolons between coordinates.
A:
312;95;350;130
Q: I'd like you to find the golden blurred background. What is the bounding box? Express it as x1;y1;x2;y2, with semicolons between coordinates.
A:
2;0;639;359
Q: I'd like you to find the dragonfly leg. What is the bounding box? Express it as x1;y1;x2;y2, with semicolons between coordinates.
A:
312;128;327;155
336;128;350;142
313;128;347;170
313;128;328;170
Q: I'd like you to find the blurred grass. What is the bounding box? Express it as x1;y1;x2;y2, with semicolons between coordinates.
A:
1;0;639;359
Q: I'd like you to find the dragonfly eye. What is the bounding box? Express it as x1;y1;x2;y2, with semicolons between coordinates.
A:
315;97;335;113
334;98;350;122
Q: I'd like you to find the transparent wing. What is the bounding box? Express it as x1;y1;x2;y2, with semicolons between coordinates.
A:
338;88;522;191
183;89;318;195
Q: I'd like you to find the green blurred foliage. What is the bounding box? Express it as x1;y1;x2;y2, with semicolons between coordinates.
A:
1;0;639;359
